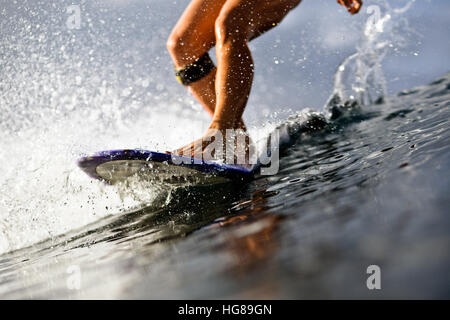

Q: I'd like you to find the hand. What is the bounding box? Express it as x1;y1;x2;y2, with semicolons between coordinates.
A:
337;0;362;15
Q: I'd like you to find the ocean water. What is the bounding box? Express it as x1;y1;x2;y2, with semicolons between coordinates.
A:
0;0;449;298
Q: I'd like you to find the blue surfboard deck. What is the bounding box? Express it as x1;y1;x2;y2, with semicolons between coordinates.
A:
77;149;256;185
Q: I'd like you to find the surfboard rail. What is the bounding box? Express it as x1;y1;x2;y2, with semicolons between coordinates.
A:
77;149;256;184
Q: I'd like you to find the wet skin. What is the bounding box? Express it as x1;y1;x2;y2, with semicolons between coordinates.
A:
167;0;362;160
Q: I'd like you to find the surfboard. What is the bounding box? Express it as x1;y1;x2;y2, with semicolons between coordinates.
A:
77;149;256;186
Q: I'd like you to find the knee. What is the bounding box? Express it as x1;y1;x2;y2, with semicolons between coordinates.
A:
166;31;184;59
215;8;248;46
167;29;210;66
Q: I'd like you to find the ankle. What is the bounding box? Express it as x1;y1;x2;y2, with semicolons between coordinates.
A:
209;119;235;130
210;118;246;130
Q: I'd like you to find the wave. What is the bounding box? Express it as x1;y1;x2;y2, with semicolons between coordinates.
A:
0;0;422;255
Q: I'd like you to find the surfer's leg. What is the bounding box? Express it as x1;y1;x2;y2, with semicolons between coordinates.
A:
171;0;300;160
211;0;301;131
167;0;226;116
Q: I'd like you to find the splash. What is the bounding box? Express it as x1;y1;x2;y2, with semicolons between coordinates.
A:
0;0;421;255
0;1;208;254
326;0;418;113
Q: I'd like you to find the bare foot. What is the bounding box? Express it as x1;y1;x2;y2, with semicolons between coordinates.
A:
169;120;253;166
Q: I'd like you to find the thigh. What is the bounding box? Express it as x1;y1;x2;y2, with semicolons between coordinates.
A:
170;0;227;47
251;0;301;40
217;0;301;41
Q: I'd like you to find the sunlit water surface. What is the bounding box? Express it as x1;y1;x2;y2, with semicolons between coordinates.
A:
0;73;449;298
0;0;449;299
